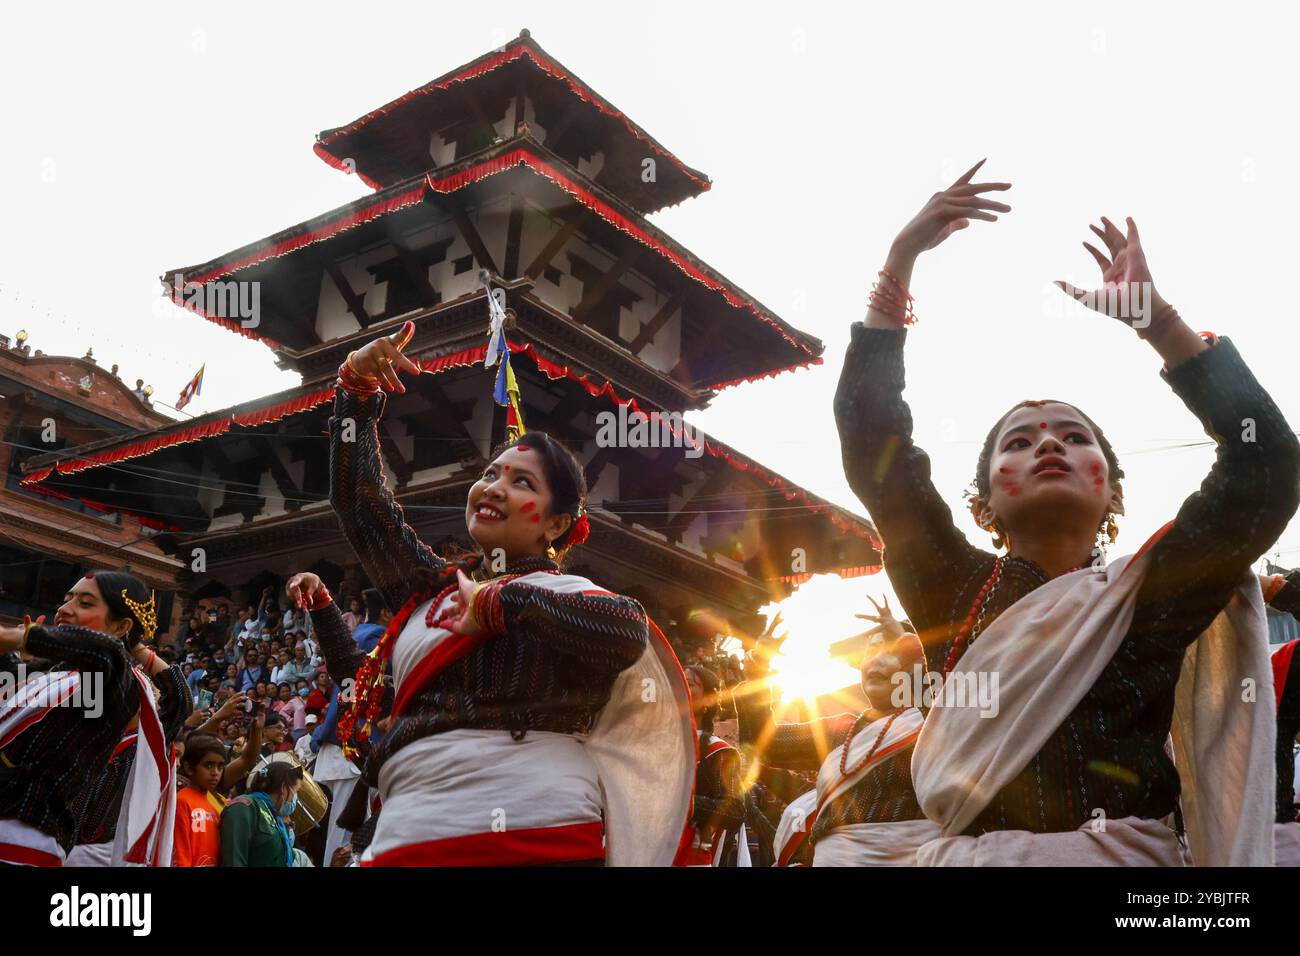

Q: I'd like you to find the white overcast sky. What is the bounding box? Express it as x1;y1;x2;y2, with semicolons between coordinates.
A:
4;1;1300;591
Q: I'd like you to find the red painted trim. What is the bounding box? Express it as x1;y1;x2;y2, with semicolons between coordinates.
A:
360;821;603;867
778;829;810;868
1119;520;1176;579
420;149;810;355
184;182;427;287
701;738;734;761
390;631;490;717
705;358;825;392
21;336;873;543
315;41;709;196
0;841;63;867
174;142;804;361
779;564;884;585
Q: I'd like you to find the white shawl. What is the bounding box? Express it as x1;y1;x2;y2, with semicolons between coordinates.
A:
911;549;1275;866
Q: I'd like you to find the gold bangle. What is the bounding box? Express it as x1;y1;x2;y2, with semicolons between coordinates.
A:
465;581;491;633
19;618;34;652
346;351;380;383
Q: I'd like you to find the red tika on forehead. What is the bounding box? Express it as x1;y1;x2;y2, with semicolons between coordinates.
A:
83;573;95;580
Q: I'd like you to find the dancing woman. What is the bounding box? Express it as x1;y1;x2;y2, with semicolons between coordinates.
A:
682;664;744;866
0;572;178;867
284;322;694;866
834;161;1300;866
735;599;935;866
64;574;192;866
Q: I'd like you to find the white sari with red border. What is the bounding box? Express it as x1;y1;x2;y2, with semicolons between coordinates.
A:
808;707;935;866
362;570;695;866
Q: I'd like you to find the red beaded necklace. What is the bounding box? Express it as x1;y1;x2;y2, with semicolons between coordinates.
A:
838;709;902;777
940;555;1088;677
941;556;1005;677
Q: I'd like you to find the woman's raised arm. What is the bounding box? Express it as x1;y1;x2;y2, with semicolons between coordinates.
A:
331;320;447;612
1057;216;1300;644
834;161;1009;635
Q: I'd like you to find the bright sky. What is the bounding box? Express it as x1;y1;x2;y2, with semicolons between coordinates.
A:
4;3;1299;696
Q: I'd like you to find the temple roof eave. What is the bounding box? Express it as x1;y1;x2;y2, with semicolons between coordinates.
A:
160;136;822;378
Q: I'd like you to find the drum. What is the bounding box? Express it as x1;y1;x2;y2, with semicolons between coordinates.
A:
247;752;329;836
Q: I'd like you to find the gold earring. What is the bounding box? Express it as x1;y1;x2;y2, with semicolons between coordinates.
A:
1106;515;1119;543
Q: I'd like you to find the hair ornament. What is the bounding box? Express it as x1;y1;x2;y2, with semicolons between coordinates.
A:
121;589;158;641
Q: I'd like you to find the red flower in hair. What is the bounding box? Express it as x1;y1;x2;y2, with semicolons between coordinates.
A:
568;513;590;548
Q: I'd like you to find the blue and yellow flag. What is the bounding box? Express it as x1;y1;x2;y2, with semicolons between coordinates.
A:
494;349;526;440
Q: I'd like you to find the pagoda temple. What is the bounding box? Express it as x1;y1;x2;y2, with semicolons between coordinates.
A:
1;332;182;627
22;30;880;646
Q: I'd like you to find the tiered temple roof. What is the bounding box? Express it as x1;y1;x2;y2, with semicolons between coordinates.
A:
23;31;879;632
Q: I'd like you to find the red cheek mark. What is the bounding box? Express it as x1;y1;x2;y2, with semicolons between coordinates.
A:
530;514;541;523
998;466;1012;474
1000;478;1021;497
1089;462;1102;475
520;502;536;513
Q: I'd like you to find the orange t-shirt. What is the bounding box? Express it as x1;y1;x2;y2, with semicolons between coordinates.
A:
174;787;226;866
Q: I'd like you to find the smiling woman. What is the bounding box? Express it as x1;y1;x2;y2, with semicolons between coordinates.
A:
279;320;695;867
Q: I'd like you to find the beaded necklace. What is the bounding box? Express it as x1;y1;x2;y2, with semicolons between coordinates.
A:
940;555;1087;677
838;709;902;777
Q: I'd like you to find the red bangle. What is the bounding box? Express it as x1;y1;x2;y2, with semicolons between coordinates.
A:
308;585;334;612
337;359;381;395
472;580;508;636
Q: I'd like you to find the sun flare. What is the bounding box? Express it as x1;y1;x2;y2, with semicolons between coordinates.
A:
756;572;902;706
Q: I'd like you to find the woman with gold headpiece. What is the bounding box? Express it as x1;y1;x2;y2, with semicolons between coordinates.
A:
62;572;193;866
0;571;185;866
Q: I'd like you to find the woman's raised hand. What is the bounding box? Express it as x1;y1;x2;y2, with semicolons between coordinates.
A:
744;612;788;679
1054;216;1169;336
286;572;324;610
431;569;484;637
854;594;906;642
348;320;422;393
891;159;1012;260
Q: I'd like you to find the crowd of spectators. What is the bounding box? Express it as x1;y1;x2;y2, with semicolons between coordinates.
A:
158;582;389;866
